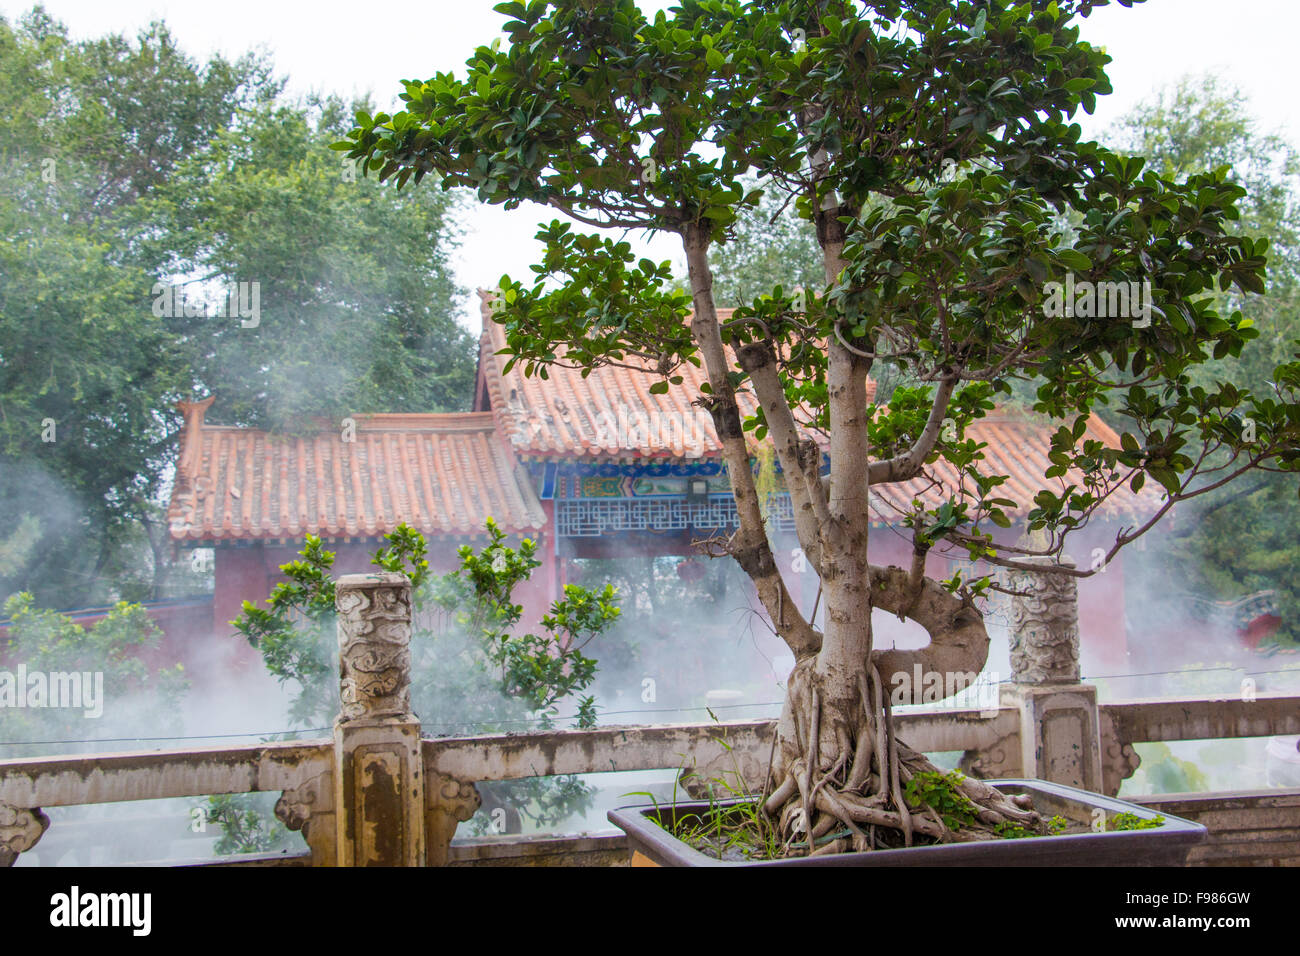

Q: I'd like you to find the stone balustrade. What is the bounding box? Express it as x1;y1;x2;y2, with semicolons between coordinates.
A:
1;570;1297;866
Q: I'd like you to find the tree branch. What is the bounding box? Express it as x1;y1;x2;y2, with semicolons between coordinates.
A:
735;340;831;573
682;224;821;659
866;371;960;485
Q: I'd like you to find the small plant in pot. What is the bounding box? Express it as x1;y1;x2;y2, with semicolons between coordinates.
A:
339;0;1300;862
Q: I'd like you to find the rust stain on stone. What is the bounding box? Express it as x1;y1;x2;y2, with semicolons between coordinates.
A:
360;753;402;866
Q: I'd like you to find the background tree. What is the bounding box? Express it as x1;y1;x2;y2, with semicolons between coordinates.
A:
146;94;476;431
706;177;824;309
0;9;267;608
0;593;188;759
0;7;476;607
343;0;1300;856
1107;75;1300;646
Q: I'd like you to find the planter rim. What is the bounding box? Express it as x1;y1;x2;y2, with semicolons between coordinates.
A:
608;778;1208;867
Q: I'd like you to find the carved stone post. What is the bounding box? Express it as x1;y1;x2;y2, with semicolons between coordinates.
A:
333;573;426;866
1000;560;1104;792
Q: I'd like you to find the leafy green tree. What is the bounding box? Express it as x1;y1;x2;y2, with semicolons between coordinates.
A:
707;176;824;309
1107;76;1300;643
0;168;187;607
1127;742;1210;796
704;175;925;403
235;520;617;731
147;96;477;430
0;8;475;605
340;0;1300;855
202;793;300;856
229;521;619;841
0;9;268;607
0;8;276;225
0;593;188;758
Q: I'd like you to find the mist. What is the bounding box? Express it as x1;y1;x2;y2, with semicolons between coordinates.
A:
1;5;1297;866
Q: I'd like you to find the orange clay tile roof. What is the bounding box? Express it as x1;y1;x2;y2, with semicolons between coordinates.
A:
474;290;1152;519
167;399;545;543
476;290;851;458
868;408;1155;521
475;292;743;459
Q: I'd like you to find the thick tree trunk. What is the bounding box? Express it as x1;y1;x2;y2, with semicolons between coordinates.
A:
679;221;1034;855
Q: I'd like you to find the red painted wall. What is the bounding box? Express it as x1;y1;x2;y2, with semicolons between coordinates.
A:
208;532;561;666
194;516;1132;684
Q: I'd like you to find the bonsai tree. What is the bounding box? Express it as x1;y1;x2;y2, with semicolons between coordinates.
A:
338;0;1300;853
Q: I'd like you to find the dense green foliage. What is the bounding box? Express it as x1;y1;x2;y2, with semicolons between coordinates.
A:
145;96;475;431
339;0;1300;594
234;520;618;731
0;593;188;758
706;177;825;309
1108;77;1300;643
0;7;474;609
0;9;251;608
707;69;1300;642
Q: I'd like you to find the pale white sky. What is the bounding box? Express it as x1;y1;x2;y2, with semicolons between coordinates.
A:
4;0;1297;328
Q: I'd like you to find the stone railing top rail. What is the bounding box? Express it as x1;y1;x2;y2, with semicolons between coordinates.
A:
0;740;330;809
1;694;1296;810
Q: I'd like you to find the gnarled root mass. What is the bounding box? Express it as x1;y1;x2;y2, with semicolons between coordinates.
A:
762;658;1044;856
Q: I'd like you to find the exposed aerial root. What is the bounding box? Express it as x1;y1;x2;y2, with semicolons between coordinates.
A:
763;658;1047;857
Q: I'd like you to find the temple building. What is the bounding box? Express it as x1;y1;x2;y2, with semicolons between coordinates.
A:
167;291;1150;677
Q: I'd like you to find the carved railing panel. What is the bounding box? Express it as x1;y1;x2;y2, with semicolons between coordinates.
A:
0;804;48;867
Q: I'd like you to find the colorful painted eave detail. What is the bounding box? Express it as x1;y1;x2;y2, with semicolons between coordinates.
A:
474;290;1154;520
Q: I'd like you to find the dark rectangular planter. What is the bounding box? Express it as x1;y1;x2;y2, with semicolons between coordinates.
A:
608;779;1207;866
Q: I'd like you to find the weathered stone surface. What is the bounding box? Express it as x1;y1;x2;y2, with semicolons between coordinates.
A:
1099;709;1141;797
425;770;482;867
447;833;629;867
0;803;49;866
1103;695;1300;744
679;747;767;799
1008;562;1081;684
336;573;413;721
0;742;330;808
1139;789;1300;866
959;729;1021;780
1002;683;1103;792
332;573;424;866
274;769;335;866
